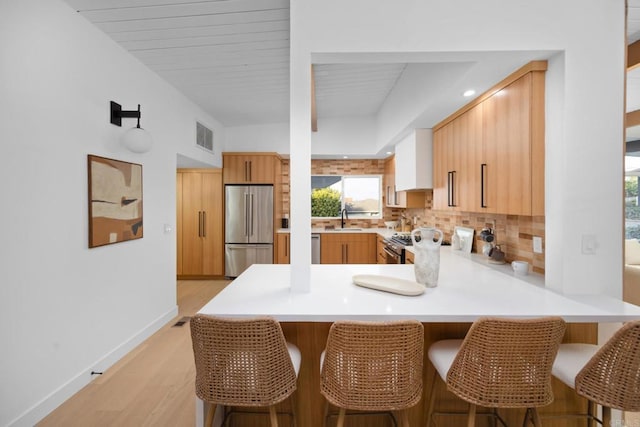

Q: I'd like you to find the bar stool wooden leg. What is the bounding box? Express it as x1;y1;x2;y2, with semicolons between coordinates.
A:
425;373;438;427
587;400;596;427
268;405;278;427
602;406;611;427
204;403;216;427
467;403;477;427
336;408;346;427
322;400;330;427
530;408;542;427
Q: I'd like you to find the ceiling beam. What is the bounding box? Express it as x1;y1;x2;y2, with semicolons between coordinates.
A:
630;40;640;71
311;65;318;132
628;109;640;128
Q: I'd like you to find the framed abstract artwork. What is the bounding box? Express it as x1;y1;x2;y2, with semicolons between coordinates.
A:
88;155;143;248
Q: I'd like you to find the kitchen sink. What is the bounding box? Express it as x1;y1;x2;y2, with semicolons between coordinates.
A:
323;226;363;231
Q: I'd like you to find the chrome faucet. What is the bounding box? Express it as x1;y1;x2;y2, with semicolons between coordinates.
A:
341;208;348;228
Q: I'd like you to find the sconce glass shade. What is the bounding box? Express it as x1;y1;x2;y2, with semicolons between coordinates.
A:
122;126;152;153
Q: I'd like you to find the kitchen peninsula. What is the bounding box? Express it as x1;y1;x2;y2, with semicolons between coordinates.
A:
197;248;640;427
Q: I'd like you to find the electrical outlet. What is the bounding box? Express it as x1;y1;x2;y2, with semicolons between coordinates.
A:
533;236;543;254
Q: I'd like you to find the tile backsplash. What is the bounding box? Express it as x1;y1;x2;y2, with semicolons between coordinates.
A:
402;190;545;273
280;160;545;273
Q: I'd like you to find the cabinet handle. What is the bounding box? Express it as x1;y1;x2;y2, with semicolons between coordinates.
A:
285;236;289;257
481;163;487;208
244;161;248;181
345;244;349;263
202;211;206;237
451;171;457;207
447;171;456;207
248;161;252;181
198;211;202;237
447;172;452;207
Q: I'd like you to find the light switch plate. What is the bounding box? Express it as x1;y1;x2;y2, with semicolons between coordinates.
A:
582;234;597;254
533;236;543;254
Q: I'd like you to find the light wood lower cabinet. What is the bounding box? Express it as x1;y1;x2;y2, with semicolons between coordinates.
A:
376;235;386;264
320;233;376;264
275;233;290;264
176;169;223;277
405;251;415;264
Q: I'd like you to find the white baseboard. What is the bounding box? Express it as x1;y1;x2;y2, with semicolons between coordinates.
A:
8;305;179;427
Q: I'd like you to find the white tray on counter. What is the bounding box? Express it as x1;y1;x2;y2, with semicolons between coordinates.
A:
352;274;425;296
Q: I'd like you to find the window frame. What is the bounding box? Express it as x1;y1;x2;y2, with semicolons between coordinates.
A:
311;174;383;219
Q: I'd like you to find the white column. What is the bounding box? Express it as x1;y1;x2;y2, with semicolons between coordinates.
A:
289;2;311;292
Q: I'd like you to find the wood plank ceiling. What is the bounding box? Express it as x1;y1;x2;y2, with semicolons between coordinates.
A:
64;0;292;126
64;0;640;131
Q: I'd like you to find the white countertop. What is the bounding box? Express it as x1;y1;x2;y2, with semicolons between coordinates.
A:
278;227;396;237
199;248;640;323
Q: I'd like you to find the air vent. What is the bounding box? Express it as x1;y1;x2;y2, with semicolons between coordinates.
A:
196;122;214;153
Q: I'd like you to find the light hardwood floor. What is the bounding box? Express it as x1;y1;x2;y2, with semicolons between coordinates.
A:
38;280;229;427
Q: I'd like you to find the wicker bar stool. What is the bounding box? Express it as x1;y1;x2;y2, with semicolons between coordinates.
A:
320;320;424;427
190;315;301;427
551;320;640;427
426;316;566;427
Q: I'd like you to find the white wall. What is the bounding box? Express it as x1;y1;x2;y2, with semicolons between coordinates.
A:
226;122;289;153
311;116;377;156
0;1;222;425
225;116;378;157
290;0;626;296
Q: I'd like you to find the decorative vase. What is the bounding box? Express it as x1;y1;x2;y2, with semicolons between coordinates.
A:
410;227;443;288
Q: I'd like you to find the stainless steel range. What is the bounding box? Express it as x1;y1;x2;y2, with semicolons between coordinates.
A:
383;233;451;264
382;234;413;264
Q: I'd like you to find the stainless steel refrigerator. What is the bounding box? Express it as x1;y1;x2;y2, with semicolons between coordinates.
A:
224;185;273;277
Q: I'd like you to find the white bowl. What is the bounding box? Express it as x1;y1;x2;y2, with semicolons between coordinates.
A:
384;221;398;229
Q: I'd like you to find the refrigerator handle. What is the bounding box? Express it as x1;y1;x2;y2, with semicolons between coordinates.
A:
244;193;249;236
250;193;254;236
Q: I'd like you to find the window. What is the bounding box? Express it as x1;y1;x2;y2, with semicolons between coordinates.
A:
626;156;640;239
311;175;382;218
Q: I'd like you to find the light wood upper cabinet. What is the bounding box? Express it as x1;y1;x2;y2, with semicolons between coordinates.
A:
223;153;280;184
482;72;544;215
275;233;290;264
395;129;433;191
455;103;483;212
432;63;545;216
432;123;450;210
320;233;376;264
177;169;224;277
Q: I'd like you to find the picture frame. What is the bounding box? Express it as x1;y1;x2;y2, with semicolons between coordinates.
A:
88;155;143;248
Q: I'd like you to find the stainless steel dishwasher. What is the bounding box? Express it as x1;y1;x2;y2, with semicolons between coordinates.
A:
311;234;321;264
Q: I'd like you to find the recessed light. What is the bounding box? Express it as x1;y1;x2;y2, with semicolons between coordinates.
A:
463;89;476;97
386;151;393;155
343;156;349;159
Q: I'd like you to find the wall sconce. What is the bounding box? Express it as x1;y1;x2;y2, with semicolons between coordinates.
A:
110;101;153;153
